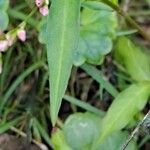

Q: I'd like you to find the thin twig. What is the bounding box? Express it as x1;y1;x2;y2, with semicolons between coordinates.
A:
122;110;150;150
98;0;150;42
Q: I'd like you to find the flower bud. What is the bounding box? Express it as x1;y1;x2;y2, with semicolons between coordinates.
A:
39;5;49;16
17;29;26;42
0;40;8;52
35;0;44;7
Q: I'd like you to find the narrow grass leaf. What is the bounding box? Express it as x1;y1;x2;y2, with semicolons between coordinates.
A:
34;118;53;148
0;60;44;113
63;95;105;117
0;117;22;133
81;64;118;97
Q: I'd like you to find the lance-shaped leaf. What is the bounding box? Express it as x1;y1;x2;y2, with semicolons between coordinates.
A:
114;37;150;81
96;82;150;145
46;0;80;126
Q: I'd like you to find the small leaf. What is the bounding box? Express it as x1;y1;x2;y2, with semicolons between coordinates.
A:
63;112;137;150
73;3;117;66
52;128;72;150
114;37;150;81
46;0;80;126
63;112;101;150
96;82;150;144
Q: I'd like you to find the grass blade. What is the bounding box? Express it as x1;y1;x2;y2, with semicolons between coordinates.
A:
81;64;118;97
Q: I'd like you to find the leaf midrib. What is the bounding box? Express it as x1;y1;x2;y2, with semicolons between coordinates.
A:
55;0;69;106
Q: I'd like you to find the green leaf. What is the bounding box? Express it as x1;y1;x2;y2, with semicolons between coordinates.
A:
63;112;101;150
73;2;117;66
82;1;113;11
96;82;150;144
63;95;105;117
38;17;47;44
34;118;53;148
96;131;137;150
0;11;9;30
0;0;9;11
111;0;118;4
52;128;72;150
114;37;150;81
63;112;137;150
0;117;21;133
46;0;80;126
80;63;118;97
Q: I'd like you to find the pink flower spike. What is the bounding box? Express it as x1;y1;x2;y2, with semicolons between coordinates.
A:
17;29;26;42
0;40;8;52
39;5;49;16
35;0;44;7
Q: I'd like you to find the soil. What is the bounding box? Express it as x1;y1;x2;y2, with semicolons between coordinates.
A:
0;134;41;150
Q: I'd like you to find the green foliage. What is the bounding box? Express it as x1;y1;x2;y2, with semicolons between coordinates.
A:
52;129;72;150
38;17;47;44
0;117;22;133
46;0;80;126
96;83;150;144
114;37;150;81
81;63;118;97
73;2;117;66
0;0;9;30
63;112;101;150
52;112;137;150
1;0;150;149
96;131;137;150
0;0;9;11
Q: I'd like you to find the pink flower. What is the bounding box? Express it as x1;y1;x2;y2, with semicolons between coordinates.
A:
0;40;8;52
39;5;49;16
17;29;26;42
35;0;44;7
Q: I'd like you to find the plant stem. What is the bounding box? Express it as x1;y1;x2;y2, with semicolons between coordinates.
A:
100;0;150;42
122;110;150;150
